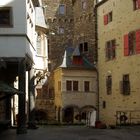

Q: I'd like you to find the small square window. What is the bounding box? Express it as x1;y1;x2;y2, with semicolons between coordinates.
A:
58;4;65;15
58;27;64;34
82;1;87;10
0;7;12;27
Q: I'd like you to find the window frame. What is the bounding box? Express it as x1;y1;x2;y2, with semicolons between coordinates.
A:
79;42;88;53
105;39;116;60
66;80;79;91
81;0;87;10
36;32;42;55
58;27;64;34
106;75;112;95
104;11;113;25
66;80;72;91
120;74;130;95
73;81;78;91
123;74;130;95
0;7;13;27
84;81;90;92
58;4;65;15
124;29;140;56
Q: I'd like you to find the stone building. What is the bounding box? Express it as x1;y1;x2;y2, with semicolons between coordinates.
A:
96;0;140;125
54;47;97;124
42;0;74;71
0;0;48;133
41;0;98;124
72;0;97;63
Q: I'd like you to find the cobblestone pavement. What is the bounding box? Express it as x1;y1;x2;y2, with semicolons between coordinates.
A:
1;125;140;140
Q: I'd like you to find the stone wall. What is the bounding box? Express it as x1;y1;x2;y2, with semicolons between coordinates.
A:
97;0;140;125
42;0;74;71
73;0;96;63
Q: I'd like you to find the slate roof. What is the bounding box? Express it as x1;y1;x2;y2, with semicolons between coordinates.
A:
60;46;95;69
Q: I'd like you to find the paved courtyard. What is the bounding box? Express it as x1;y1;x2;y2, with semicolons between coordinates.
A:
1;125;140;140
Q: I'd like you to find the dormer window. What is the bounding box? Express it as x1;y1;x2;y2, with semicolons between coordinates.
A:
72;56;83;65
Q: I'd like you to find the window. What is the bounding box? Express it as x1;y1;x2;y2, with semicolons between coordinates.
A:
124;29;140;56
106;39;116;60
58;81;61;91
82;0;87;10
0;7;12;27
66;81;72;91
58;27;64;34
79;42;88;53
108;12;112;22
120;75;130;95
58;4;65;15
133;0;140;10
73;81;78;91
36;33;42;55
84;81;90;92
104;11;112;25
66;80;79;91
103;101;106;109
106;75;112;95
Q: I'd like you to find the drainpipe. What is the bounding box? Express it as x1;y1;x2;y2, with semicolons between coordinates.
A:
94;2;99;121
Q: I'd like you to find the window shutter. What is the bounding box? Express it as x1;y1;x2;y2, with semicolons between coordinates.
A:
124;34;129;56
104;14;108;25
136;29;140;54
138;0;140;8
72;56;83;65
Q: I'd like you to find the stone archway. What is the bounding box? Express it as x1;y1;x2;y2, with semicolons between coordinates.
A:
80;105;96;124
62;105;80;124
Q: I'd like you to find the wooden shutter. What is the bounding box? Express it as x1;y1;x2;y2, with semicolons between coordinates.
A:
138;0;140;9
72;56;83;65
104;14;108;25
124;34;129;56
136;29;140;54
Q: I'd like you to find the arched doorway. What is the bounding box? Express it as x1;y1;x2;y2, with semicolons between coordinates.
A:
62;105;80;124
80;105;96;125
64;107;74;123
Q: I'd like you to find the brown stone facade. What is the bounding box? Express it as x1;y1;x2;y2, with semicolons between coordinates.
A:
73;0;96;63
42;0;74;71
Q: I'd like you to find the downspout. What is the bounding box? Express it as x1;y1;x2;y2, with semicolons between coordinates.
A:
94;2;99;121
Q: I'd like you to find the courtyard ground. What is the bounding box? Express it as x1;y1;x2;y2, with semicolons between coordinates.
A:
0;125;140;140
